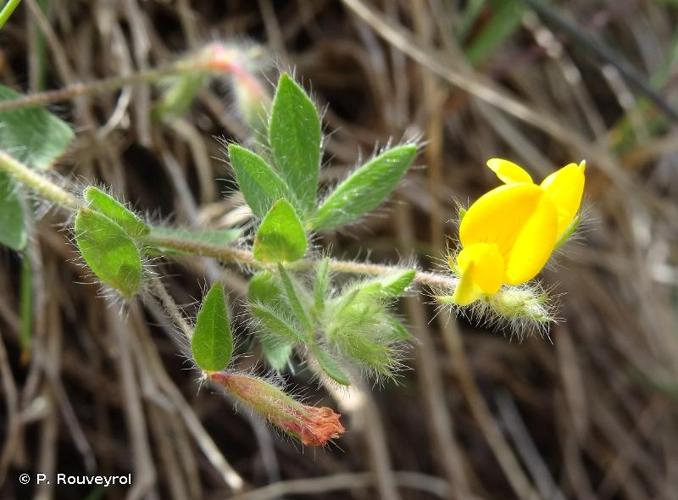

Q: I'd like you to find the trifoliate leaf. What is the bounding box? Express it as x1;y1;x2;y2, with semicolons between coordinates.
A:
192;283;233;372
253;199;307;263
74;208;142;298
312;144;417;230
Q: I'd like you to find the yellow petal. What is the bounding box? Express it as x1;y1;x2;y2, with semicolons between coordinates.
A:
503;194;558;285
456;243;504;294
540;161;585;237
460;183;545;256
452;260;483;306
486;158;534;184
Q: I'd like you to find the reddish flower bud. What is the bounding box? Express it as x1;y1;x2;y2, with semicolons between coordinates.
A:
211;372;345;446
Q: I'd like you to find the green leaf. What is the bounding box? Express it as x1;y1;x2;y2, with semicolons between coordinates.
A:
277;264;312;331
74;208;143;298
259;336;294;372
0;172;26;250
228;144;292;217
248;271;301;366
268;74;321;214
0;84;74;250
147;225;241;256
378;269;416;297
313;258;330;314
84;186;150;237
249;303;306;344
386;316;412;341
249;270;283;304
0;84;74;170
465;0;526;66
153;74;206;121
253;199;307;263
312;144;417;230
191;283;233;372
312;346;350;386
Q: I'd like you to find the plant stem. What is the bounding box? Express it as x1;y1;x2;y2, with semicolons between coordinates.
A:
0;151;80;209
0;0;21;29
0;151;458;291
0;61;197;113
142;233;457;291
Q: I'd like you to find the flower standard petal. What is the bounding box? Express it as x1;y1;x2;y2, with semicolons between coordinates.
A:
503;194;558;285
486;158;534;184
460;183;545;256
540;161;586;237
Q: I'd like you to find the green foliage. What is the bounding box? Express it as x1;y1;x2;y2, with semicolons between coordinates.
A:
0;172;26;250
268;73;320;215
464;0;527;65
312;345;350;386
253;199;307;263
248;270;297;370
0;84;74;170
312;145;418;230
153;74;206;121
228;144;292;217
320;269;415;378
84;187;150;237
191;283;233;372
0;84;74;251
277;264;312;332
313;258;331;315
74;208;143;299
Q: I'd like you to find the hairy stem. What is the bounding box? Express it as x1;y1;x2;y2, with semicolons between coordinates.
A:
142;233;457;291
0;151;458;291
0;151;80;209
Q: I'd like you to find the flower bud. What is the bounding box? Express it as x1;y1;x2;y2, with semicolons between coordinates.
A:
210;372;344;446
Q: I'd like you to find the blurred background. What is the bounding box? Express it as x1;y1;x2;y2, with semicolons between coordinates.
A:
1;0;677;499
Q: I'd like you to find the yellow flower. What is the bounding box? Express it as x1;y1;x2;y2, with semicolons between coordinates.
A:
451;159;585;306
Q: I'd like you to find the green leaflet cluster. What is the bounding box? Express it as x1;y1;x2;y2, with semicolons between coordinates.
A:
248;262;415;383
0;73;419;389
230;73;418;264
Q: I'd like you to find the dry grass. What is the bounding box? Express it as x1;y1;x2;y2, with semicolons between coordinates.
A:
1;0;677;499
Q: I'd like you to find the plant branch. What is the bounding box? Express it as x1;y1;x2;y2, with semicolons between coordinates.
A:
0;151;80;209
142;233;458;291
0;151;458;292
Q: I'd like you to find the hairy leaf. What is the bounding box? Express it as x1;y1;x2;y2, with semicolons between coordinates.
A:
259;336;294;372
312;346;350;386
74;208;142;298
0;84;74;250
0;172;26;250
192;283;233;372
277;264;312;331
268;74;320;214
84;186;150;237
228;144;292;217
0;84;74;170
312;144;417;230
253;199;307;263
